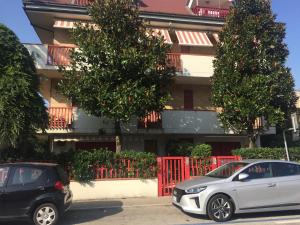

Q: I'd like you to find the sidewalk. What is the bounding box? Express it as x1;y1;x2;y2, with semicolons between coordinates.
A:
71;196;173;211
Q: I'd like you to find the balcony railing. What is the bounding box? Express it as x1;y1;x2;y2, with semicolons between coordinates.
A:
192;6;229;18
138;111;162;129
48;107;73;129
24;0;92;6
166;53;182;72
47;45;73;66
47;45;181;71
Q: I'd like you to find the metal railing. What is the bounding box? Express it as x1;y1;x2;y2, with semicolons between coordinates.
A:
166;53;182;72
192;6;229;18
24;0;92;6
48;107;73;129
47;45;73;66
138;111;162;129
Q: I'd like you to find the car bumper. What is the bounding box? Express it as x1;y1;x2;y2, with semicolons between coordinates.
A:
172;191;207;215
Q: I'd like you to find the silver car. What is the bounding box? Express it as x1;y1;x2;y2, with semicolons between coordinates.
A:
172;159;300;222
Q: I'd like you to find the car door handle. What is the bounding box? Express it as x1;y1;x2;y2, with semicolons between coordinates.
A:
267;183;276;188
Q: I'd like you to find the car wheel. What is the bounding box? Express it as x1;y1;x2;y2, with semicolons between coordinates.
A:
33;203;59;225
207;194;234;222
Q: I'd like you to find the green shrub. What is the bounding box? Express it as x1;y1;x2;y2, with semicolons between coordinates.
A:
166;141;194;156
72;150;96;182
232;147;300;161
191;144;212;158
71;149;157;181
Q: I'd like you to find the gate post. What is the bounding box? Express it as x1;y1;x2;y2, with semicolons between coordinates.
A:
157;157;163;197
210;156;217;170
184;157;190;180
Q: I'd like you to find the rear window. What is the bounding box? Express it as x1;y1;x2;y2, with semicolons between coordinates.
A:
0;167;9;187
11;167;44;185
56;166;69;184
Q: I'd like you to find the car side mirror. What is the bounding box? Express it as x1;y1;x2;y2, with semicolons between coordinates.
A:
238;173;249;181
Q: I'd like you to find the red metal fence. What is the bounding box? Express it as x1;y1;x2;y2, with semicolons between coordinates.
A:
157;156;241;196
94;159;156;179
48;107;73;129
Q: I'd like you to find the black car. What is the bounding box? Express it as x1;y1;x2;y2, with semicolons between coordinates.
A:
0;162;72;225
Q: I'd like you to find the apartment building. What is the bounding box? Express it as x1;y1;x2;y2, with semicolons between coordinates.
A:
23;0;265;155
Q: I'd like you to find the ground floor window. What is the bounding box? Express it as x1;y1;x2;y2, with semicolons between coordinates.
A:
75;142;116;152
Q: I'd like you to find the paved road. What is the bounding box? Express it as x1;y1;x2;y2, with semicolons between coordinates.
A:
2;198;300;225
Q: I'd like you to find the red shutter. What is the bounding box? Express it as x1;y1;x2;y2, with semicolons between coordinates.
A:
184;90;194;110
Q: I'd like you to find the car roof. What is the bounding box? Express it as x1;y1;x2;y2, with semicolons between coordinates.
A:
240;159;295;164
0;162;58;167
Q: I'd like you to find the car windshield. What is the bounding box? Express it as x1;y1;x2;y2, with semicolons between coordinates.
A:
206;162;249;179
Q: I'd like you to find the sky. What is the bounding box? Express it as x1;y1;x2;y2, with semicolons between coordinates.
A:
0;0;299;89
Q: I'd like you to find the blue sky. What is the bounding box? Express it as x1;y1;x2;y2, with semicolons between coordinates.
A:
1;0;299;89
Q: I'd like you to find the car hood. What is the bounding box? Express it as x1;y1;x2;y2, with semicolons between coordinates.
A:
175;176;226;190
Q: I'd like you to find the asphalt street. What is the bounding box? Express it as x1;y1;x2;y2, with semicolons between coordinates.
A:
1;197;300;225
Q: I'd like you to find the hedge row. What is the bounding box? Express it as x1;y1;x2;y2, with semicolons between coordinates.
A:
72;149;157;182
232;147;300;162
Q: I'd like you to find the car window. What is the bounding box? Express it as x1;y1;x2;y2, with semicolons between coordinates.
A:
206;162;249;178
272;162;300;177
0;167;9;187
11;167;43;185
243;162;272;179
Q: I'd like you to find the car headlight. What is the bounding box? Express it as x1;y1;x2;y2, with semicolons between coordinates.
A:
185;186;207;194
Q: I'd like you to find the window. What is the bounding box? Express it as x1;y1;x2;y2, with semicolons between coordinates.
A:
272;162;300;177
243;163;272;179
0;167;9;187
184;90;193;110
12;167;43;185
207;162;249;179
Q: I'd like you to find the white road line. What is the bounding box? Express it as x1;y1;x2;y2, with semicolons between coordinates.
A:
275;219;300;224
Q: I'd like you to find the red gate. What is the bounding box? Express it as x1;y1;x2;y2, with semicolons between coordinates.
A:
157;156;241;196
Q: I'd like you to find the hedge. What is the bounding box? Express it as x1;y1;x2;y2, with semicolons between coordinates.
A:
232;147;300;162
72;149;157;182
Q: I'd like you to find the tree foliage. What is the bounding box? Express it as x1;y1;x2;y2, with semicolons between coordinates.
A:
59;0;174;125
0;24;48;147
212;0;297;148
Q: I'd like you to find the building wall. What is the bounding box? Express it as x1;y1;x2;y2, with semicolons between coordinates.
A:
39;78;51;104
167;84;213;110
50;79;71;107
181;54;214;77
70;179;158;200
53;29;73;45
296;91;300;108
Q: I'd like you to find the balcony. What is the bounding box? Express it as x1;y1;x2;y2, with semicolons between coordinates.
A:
47;45;73;66
138;111;162;129
192;6;229;18
166;53;182;72
25;44;215;78
48;107;73;129
162;110;224;134
23;0;91;7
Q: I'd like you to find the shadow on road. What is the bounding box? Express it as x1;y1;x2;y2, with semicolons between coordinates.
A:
0;200;123;225
233;210;300;220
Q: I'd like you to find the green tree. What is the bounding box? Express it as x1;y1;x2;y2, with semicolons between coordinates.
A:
59;0;174;151
212;0;297;148
0;24;48;148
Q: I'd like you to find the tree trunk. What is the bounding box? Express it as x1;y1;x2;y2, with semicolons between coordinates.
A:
248;136;257;149
115;120;122;153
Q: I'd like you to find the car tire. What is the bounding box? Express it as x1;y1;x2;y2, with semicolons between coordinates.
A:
207;194;234;222
33;203;59;225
